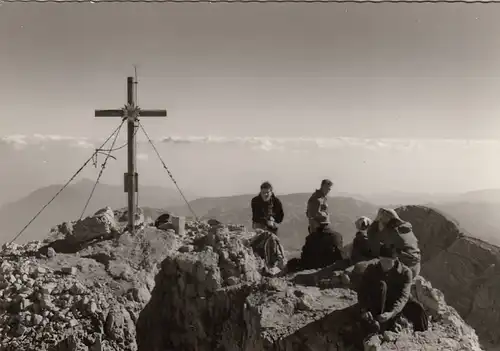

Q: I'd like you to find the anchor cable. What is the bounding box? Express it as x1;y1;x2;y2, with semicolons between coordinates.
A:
9;121;126;244
79;120;125;219
137;121;199;221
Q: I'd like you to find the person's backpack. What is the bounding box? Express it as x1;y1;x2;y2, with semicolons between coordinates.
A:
402;297;429;332
250;230;287;271
154;213;172;228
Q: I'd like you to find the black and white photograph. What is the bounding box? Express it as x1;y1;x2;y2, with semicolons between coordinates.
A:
0;1;499;350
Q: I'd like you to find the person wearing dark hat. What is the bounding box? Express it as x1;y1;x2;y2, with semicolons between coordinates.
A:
367;208;421;281
300;221;344;270
306;179;333;234
357;245;413;338
251;181;284;235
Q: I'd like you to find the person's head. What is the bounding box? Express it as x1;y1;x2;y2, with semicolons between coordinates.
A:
320;179;333;196
375;208;400;231
379;245;398;271
355;216;372;231
260;181;273;201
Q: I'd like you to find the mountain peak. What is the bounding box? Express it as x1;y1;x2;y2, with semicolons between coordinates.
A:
0;206;485;351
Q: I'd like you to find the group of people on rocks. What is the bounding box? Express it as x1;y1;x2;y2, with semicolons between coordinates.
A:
250;179;427;349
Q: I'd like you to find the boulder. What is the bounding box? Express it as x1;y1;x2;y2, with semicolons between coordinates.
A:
136;223;483;351
396;205;500;348
70;207;119;244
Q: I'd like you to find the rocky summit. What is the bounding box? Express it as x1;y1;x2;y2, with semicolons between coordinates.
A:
0;207;485;351
396;205;500;350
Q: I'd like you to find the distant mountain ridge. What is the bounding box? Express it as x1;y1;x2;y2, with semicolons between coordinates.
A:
4;181;500;250
0;178;197;244
167;193;380;254
168;191;500;252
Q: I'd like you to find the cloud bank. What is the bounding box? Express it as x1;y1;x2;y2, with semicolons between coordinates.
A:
2;134;500;153
156;135;500;153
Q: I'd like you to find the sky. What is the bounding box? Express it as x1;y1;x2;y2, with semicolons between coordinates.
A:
1;3;500;203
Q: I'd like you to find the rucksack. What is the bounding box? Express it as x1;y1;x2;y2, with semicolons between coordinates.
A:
250;230;287;270
154;213;171;228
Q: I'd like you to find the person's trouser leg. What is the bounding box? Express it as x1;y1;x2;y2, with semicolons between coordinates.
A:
360;280;388;335
374;281;387;316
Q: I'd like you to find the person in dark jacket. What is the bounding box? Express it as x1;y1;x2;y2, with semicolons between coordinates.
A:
351;216;374;264
306;179;333;234
357;245;413;336
367;208;421;281
300;221;344;270
251;181;284;235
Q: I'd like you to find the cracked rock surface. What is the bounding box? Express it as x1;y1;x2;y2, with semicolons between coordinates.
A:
0;206;486;351
396;205;500;349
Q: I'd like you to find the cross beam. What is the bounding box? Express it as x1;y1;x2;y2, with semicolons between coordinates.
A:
95;77;167;233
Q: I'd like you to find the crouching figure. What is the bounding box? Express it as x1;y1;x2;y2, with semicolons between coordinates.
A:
357;245;412;342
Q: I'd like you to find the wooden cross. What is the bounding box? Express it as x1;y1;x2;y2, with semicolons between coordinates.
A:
95;77;167;233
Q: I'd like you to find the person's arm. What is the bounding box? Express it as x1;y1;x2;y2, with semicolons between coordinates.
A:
274;197;285;224
386;268;412;316
307;197;322;220
251;197;260;223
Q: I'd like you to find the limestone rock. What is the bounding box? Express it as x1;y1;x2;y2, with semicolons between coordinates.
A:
0;207;486;351
136;224;482;351
0;213;184;351
396;205;500;348
69;207;119;244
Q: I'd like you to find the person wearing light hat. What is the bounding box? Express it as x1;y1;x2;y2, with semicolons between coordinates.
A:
351;216;374;264
367;208;421;281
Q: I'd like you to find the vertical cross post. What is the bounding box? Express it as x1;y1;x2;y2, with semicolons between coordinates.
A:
126;77;136;233
95;77;167;234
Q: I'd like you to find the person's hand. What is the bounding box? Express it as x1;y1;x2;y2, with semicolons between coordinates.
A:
361;311;372;321
377;312;394;323
267;220;279;229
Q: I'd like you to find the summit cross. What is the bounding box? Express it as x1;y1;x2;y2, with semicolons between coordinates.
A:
95;76;167;234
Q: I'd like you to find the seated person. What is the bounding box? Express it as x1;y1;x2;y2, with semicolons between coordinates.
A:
351;216;374;264
367;208;421;281
300;219;344;270
251;181;284;235
357;245;412;337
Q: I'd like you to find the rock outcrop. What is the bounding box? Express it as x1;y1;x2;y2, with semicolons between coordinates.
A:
0;207;180;351
136;221;482;351
396;205;500;349
0;206;484;351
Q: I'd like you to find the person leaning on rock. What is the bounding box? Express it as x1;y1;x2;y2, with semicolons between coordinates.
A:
306;179;333;234
367;208;421;281
251;181;284;235
357;245;413;342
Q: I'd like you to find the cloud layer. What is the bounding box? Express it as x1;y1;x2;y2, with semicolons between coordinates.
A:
2;133;500;153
